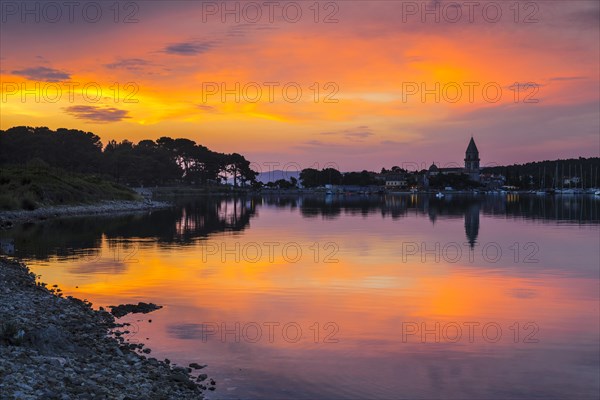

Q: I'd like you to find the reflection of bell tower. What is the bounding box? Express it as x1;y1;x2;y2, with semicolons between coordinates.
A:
464;137;480;182
464;202;480;249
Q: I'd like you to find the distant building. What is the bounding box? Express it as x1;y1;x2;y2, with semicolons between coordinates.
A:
428;163;463;176
427;137;481;182
385;173;407;188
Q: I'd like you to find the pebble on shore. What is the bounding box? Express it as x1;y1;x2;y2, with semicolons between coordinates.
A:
0;257;208;399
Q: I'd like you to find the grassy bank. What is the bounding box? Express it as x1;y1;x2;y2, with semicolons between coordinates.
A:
0;166;139;211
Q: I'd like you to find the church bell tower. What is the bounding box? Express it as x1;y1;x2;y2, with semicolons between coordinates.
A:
464;137;480;182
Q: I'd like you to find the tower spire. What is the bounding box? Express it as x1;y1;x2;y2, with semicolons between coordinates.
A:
465;136;480;182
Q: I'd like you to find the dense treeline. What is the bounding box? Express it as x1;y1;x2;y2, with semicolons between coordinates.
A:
483;157;600;188
299;168;380;188
0;126;257;187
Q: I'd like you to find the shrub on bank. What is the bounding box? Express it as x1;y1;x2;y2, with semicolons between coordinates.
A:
0;166;139;210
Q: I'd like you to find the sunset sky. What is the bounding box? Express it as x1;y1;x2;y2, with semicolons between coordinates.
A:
1;0;599;171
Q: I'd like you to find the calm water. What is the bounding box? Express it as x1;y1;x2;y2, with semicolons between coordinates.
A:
2;194;599;399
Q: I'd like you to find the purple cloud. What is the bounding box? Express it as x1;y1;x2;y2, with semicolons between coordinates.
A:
197;105;218;113
105;58;151;71
12;66;70;82
64;106;130;123
163;41;213;56
320;126;375;141
549;76;587;82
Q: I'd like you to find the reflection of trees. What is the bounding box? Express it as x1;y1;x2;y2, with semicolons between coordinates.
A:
2;218;106;261
485;194;600;223
299;194;484;221
2;194;597;261
260;196;300;210
296;194;600;224
151;198;256;240
297;194;600;248
2;197;257;260
301;196;394;219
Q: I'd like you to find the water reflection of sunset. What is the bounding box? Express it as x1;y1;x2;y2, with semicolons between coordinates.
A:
60;236;595;346
9;196;599;398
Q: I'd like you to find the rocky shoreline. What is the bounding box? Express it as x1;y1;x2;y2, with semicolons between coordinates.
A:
0;257;212;399
0;200;171;229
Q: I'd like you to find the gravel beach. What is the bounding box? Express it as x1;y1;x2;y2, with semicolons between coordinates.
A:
0;257;211;399
0;200;171;228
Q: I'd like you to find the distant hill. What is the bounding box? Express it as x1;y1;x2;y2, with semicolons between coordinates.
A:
256;170;301;184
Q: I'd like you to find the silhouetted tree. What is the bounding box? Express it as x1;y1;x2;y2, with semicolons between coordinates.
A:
0;126;259;188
